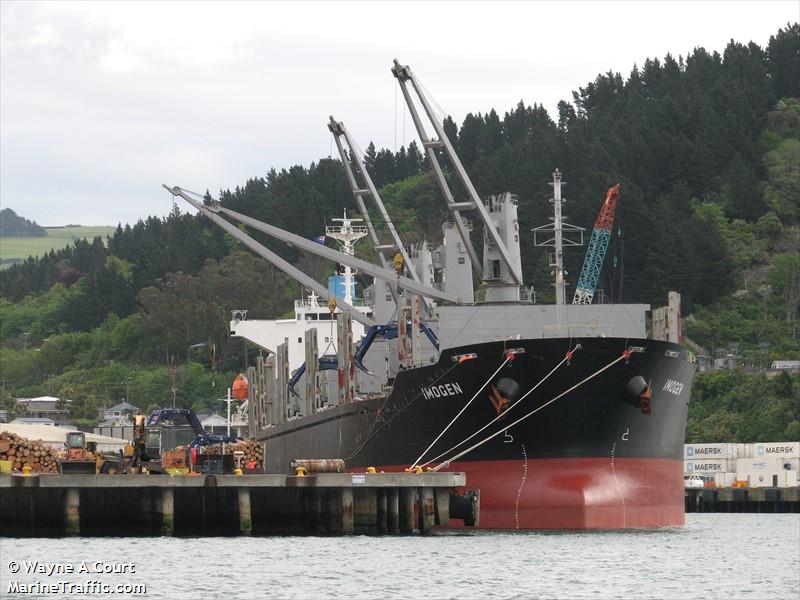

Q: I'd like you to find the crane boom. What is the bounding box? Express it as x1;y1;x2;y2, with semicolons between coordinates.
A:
164;185;464;305
163;185;376;327
327;116;434;316
391;59;522;287
572;184;621;305
327;116;414;281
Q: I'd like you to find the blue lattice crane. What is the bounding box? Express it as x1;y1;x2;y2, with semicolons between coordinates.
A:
572;184;621;304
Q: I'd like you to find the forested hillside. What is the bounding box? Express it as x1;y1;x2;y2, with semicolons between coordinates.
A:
0;209;46;237
0;24;797;438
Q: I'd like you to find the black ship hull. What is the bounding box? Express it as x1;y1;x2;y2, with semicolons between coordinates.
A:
257;337;695;529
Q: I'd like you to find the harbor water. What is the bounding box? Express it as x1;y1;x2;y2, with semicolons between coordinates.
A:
2;514;798;599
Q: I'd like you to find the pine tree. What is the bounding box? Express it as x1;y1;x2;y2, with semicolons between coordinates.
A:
767;23;800;98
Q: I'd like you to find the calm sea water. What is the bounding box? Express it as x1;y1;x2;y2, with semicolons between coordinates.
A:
1;514;798;599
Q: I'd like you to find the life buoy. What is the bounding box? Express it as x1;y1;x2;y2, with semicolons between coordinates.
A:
232;374;249;400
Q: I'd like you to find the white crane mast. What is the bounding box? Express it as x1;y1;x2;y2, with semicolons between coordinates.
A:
327;116;435;316
391;59;523;298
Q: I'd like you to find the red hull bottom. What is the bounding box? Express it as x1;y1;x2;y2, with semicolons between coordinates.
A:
430;458;684;529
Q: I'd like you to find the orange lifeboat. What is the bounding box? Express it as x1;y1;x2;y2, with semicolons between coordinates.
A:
232;374;249;400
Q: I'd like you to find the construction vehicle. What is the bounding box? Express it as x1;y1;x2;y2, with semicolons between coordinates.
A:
59;431;139;474
141;409;203;463
59;431;97;474
572;184;621;305
133;408;238;474
353;322;438;374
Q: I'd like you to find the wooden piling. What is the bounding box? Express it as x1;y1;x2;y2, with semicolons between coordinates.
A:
161;488;174;535
238;488;252;535
354;488;377;532
377;489;388;533
307;489;324;533
139;492;152;529
435;488;449;526
64;488;80;535
400;488;414;533
341;488;354;534
420;487;435;533
327;489;340;533
387;488;399;533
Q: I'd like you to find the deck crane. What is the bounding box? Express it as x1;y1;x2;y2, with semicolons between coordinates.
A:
391;59;524;301
163;185;375;327
327;117;435;316
162;185;463;307
572;184;621;305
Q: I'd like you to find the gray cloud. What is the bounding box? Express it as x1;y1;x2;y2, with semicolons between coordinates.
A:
1;1;795;225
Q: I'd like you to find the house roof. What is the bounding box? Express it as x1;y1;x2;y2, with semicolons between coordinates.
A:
1;423;127;448
15;396;71;404
200;413;228;426
106;401;140;412
10;417;57;425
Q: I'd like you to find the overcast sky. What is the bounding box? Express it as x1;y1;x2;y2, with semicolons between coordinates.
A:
1;1;796;226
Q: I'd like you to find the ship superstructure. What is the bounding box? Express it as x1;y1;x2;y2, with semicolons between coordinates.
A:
228;210;374;371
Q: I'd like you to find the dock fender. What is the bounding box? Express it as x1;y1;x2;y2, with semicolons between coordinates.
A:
449;489;479;526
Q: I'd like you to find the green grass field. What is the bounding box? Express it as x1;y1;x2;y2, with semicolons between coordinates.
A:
0;226;116;267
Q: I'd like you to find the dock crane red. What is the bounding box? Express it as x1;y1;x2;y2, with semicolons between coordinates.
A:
572;184;621;304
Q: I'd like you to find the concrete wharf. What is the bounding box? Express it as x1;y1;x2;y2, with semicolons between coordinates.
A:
685;486;800;513
0;471;470;536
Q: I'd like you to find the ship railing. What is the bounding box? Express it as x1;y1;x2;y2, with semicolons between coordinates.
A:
542;323;614;338
294;298;369;310
325;225;368;236
473;286;534;303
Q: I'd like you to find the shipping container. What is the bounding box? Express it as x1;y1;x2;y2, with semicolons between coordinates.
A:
735;456;785;472
740;470;798;488
752;441;800;459
683;443;737;459
736;443;752;459
685;459;734;473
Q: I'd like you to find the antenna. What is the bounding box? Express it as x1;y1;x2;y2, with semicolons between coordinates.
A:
325;210;368;305
532;169;584;306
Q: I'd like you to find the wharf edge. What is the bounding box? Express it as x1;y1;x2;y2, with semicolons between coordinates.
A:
0;471;468;537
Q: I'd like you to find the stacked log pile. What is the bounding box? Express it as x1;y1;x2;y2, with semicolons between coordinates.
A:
0;431;60;473
204;439;264;469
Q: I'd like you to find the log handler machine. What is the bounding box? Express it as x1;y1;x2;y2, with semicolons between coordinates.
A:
58;431;137;474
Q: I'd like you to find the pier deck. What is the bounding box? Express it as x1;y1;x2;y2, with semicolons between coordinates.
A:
0;472;470;536
685;486;799;513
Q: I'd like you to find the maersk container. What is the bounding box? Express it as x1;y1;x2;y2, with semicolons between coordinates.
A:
683;443;737;459
752;441;800;459
736;443;752;458
685;459;733;473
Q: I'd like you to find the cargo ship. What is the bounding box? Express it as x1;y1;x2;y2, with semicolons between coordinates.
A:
166;59;696;529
